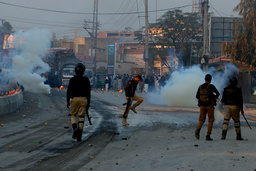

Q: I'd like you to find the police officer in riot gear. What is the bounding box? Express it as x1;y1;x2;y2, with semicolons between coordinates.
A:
67;63;91;141
221;76;244;140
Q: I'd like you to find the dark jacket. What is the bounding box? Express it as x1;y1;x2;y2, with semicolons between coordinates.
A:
67;76;91;104
221;85;243;110
125;79;138;97
196;83;220;106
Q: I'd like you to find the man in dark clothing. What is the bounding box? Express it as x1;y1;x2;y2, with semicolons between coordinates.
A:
221;76;244;140
144;76;149;93
195;74;220;141
67;63;91;141
122;75;143;125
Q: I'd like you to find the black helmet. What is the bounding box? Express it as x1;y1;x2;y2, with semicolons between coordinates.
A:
230;76;238;86
75;63;85;76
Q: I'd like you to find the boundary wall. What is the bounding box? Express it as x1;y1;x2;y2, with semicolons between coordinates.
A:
0;91;23;116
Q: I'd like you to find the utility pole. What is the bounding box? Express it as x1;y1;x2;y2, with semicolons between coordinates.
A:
203;0;209;55
202;0;209;71
145;0;149;77
0;19;5;50
84;0;99;76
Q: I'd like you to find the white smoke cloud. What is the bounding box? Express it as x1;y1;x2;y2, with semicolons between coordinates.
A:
147;64;238;108
11;28;51;93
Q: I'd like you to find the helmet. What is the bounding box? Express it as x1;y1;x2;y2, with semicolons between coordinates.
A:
230;76;238;86
75;63;85;76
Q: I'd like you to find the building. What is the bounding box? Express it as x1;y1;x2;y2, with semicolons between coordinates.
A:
209;16;242;57
97;31;134;39
73;35;145;76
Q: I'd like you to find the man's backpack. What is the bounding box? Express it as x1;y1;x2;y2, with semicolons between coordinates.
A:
199;84;216;106
199;84;210;103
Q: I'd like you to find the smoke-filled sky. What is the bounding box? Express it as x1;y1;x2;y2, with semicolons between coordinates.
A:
0;0;240;39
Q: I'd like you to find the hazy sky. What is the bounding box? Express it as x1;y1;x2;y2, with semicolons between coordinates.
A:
0;0;241;39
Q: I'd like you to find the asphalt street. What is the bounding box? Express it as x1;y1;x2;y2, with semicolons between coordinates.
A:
0;89;256;170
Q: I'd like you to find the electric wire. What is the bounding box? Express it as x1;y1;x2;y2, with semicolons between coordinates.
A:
209;2;223;17
110;0;133;29
136;0;141;28
116;0;144;31
115;0;142;31
0;1;193;15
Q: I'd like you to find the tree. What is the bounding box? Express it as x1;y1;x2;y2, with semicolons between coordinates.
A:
136;10;202;71
222;0;256;69
2;21;13;35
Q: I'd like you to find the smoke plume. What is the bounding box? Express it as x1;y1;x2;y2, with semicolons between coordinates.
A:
147;64;238;108
11;28;51;93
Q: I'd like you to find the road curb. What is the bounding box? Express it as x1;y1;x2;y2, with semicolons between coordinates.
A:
0;91;23;115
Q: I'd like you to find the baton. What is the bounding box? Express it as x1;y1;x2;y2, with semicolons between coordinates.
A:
241;111;252;130
86;107;92;125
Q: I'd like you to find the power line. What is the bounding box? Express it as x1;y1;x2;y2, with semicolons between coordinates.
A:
113;0;138;30
5;18;81;29
209;2;223;17
1;15;82;25
0;1;193;15
116;0;144;31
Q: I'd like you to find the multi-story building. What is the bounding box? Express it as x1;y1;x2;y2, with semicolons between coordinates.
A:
73;34;145;76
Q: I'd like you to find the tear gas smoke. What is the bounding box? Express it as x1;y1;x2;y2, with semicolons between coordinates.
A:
147;64;238;108
11;28;51;93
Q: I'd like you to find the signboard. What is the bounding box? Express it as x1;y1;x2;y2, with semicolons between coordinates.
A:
107;44;115;68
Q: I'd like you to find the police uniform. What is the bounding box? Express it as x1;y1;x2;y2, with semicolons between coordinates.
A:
221;77;243;140
67;63;91;141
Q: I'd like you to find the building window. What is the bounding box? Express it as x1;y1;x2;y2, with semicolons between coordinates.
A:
107;33;119;37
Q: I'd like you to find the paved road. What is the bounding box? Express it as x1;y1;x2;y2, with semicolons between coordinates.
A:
0;89;255;170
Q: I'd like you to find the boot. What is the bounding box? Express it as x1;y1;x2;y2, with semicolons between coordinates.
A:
130;106;137;114
206;135;213;141
195;129;200;139
221;130;227;140
77;130;82;142
236;133;243;140
72;124;78;139
122;118;130;125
